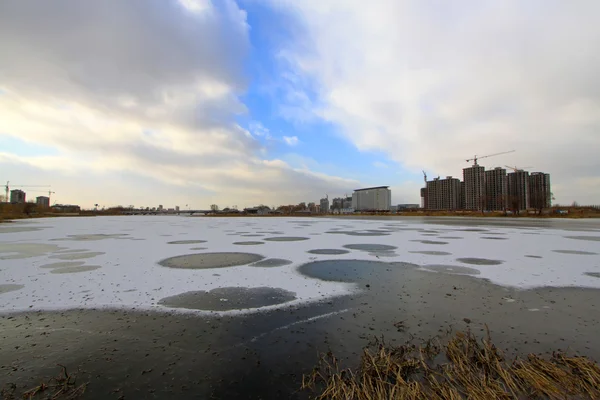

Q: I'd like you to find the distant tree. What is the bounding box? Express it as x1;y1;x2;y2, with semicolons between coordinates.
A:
210;204;219;212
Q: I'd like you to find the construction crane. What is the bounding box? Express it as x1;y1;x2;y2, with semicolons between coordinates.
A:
4;181;51;202
24;190;57;206
505;165;533;173
466;150;515;166
422;170;427;184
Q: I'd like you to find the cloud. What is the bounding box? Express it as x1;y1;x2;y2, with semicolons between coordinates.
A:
270;0;600;204
248;121;271;138
0;0;354;207
372;161;389;169
283;136;300;146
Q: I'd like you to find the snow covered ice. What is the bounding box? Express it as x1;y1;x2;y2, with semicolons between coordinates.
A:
1;216;599;314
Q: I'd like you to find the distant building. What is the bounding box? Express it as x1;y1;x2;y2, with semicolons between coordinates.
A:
175;206;180;212
420;187;427;209
320;197;329;214
10;189;26;204
426;177;462;210
307;202;316;213
158;205;163;211
331;197;344;213
485;168;508;211
463;164;486;210
529;172;551;210
507;170;530;211
36;196;50;208
397;204;420;209
352;186;391;211
52;204;81;213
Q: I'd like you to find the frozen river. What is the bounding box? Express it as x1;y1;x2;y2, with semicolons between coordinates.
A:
2;215;600;398
1;215;599;314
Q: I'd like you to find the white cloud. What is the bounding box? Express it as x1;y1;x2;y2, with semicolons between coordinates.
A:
372;161;389;169
271;0;600;204
283;136;300;146
248;121;271;138
0;0;355;208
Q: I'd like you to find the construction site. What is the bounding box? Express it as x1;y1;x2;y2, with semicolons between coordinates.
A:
421;151;554;214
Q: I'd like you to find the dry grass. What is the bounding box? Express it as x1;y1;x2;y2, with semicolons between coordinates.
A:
1;365;86;400
302;329;600;399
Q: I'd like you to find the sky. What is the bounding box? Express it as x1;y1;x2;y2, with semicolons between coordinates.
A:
1;0;599;209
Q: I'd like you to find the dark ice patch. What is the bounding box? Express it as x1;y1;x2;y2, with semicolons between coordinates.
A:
307;249;350;255
264;237;310;242
159;253;264;269
250;259;294;268
456;258;504;266
158;287;296;311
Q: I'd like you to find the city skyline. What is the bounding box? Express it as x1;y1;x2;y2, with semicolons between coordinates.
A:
1;1;599;209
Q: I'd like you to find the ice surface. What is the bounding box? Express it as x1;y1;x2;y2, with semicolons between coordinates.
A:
1;216;600;315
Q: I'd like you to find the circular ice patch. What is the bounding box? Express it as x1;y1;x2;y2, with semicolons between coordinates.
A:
250;259;294;268
51;234;130;241
480;237;508;240
158;287;297;311
553;250;598;255
159;252;264;269
264;237;310;242
422;265;481;275
584;272;600;278
307;249;351;255
49;252;105;260
167;240;207;245
525;255;543;259
297;259;417;282
456;258;504;266
343;244;397;252
565;236;600;242
0;284;25;295
410;240;449;245
40;261;85;269
326;231;390;236
233;241;265;246
409;251;452;256
50;265;101;274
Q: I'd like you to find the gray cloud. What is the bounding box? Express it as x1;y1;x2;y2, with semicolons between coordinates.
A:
0;0;357;207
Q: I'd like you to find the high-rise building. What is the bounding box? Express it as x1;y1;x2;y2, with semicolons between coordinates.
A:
529;172;551;210
485;168;508;211
319;197;329;214
420;187;428;209
36;196;50;208
352;186;391;211
426;177;462;210
507;170;530;211
463;165;486;210
10;189;26;204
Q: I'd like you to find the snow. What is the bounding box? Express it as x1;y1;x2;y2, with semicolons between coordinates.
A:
1;216;599;315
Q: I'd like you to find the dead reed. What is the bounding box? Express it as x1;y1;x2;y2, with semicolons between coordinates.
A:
302;329;600;399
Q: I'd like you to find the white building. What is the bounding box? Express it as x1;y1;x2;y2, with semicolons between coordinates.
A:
351;186;391;211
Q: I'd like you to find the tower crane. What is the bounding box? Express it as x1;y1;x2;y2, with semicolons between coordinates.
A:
4;181;51;202
422;170;427;185
466;150;515;166
505;165;533;173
